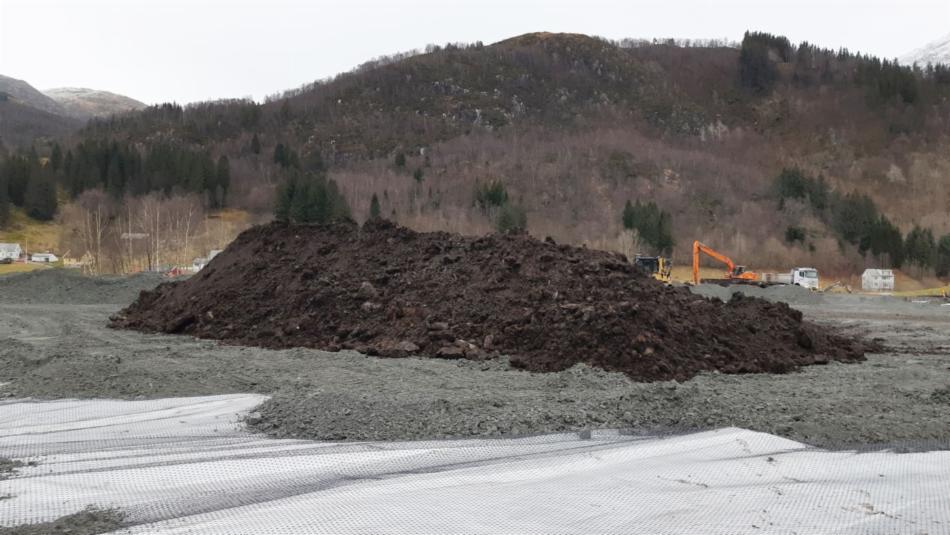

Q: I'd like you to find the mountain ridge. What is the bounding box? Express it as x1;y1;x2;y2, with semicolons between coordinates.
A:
42;87;146;119
0;74;66;115
900;33;950;66
0;75;145;147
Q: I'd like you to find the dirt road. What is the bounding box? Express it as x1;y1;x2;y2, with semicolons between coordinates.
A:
1;271;948;449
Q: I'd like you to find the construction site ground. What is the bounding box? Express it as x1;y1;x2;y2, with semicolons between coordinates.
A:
1;270;948;450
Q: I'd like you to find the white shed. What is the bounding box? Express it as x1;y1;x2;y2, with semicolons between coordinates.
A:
30;252;59;263
0;243;22;261
862;269;895;292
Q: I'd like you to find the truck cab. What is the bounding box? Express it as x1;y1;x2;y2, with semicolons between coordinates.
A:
791;267;819;290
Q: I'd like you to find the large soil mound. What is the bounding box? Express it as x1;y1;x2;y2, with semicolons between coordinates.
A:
112;220;870;381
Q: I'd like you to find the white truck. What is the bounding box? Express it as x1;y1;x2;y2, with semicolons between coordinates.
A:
760;267;819;290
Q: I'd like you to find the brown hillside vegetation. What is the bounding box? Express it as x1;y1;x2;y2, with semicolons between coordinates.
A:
112;220;871;382
23;32;950;273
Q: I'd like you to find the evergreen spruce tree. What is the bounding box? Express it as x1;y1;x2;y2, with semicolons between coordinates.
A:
1;155;31;206
274;173;297;221
620;199;674;255
250;134;261;155
369;193;381;220
50;143;63;172
936;235;950;278
63;150;73;177
23;170;57;221
0;174;9;227
738;32;779;95
279;100;293;122
216;155;231;207
288;178;312;222
274;173;350;224
905;225;936;273
622;200;635;229
106;153;124;197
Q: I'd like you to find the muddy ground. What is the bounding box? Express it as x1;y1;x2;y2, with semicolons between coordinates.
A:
1;270;948;449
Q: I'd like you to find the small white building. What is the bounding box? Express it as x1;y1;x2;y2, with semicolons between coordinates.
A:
0;243;22;261
862;269;895;292
30;252;59;263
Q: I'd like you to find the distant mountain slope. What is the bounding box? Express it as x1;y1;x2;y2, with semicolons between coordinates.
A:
19;32;950;272
0;75;79;147
0;74;66;116
0;98;79;148
0;76;141;146
43;87;146;119
901;33;950;66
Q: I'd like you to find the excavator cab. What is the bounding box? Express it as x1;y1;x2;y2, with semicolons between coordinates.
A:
634;255;672;283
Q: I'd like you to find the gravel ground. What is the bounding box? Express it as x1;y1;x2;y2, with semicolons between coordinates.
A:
0;269;168;305
0;271;948;449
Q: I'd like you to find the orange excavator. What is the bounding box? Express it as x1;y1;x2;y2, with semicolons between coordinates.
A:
692;240;759;285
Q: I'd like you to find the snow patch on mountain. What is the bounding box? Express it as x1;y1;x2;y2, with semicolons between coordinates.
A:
900;33;950;66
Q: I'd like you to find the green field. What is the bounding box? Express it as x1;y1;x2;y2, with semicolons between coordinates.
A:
0;263;48;275
0;208;59;253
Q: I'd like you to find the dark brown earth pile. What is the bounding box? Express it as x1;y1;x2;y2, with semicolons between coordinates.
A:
111;220;871;381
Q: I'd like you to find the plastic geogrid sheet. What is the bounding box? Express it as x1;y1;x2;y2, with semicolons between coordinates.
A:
1;394;949;534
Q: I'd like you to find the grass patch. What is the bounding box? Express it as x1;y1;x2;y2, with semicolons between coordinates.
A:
893;285;950;298
670;265;730;284
0;208;59;253
0;264;48;275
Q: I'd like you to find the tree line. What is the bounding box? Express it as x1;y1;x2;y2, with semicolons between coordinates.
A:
775;167;950;276
739;31;950;106
621;200;674;255
474;179;528;233
0;149;57;223
273;171;350;224
0;140;233;226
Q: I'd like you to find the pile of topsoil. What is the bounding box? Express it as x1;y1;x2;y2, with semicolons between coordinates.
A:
111;220;872;382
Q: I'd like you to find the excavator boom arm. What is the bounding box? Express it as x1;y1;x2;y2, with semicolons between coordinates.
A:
692;241;738;284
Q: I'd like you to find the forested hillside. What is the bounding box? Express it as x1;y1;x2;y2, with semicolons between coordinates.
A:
0;96;79;148
2;32;949;276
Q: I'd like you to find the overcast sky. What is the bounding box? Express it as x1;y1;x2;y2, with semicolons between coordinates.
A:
1;0;948;105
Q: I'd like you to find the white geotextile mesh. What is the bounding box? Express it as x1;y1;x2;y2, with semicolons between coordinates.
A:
1;395;949;534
